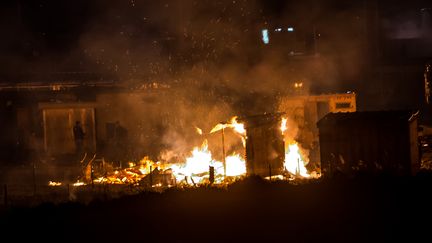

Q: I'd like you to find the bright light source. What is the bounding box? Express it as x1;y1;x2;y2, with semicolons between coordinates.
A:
287;27;294;32
275;28;282;32
294;82;303;88
261;29;269;44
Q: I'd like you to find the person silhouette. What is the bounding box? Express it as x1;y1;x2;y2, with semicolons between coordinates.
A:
73;121;85;154
113;121;129;163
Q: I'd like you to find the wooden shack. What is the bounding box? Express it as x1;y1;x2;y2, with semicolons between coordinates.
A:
241;113;285;177
317;110;420;176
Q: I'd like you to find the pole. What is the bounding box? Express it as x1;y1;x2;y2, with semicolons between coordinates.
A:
91;163;94;189
32;162;36;196
222;127;226;179
209;166;215;184
4;184;7;207
67;183;70;200
149;165;153;188
268;164;272;182
313;25;318;55
297;158;300;176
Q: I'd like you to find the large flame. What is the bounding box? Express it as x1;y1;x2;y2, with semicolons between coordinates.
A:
171;140;217;184
170;139;246;184
229;116;246;135
284;143;309;178
225;153;246;176
210;116;245;135
51;115;317;188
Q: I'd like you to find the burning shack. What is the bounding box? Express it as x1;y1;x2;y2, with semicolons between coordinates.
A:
241;113;285;177
317;110;420;177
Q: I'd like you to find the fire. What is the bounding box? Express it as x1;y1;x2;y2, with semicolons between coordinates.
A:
171;140;217;184
94;157;160;185
195;126;203;135
284;143;309;178
229;116;246;135
211;116;246;148
210;116;245;135
50;114;318;189
281;118;287;134
48;181;62;186
138;156;158;175
73;180;86;187
281;117;311;178
225;153;246;176
170;140;247;184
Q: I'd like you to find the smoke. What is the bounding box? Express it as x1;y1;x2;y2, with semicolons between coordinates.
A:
1;0;372;162
74;0;370;161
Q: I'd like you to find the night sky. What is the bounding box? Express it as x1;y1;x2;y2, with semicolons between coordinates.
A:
0;1;430;70
0;0;432;111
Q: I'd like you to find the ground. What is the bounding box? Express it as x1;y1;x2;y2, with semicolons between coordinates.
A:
1;175;432;242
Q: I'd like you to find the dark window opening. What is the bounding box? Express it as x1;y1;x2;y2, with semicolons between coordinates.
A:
335;102;351;109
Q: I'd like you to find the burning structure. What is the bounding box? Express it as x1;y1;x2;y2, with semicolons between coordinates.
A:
318;110;420;177
240;113;285;177
278;92;357;167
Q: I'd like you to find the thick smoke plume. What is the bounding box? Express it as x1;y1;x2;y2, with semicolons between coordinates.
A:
0;0;371;161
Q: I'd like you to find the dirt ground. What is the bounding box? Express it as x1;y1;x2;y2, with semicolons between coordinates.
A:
1;174;432;242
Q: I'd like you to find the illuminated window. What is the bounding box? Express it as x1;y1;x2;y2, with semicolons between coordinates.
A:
261;29;269;44
287;27;294;32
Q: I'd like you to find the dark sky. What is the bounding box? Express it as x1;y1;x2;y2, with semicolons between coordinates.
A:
0;0;431;84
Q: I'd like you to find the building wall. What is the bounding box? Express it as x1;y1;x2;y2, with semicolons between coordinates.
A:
278;93;357;166
318;111;419;176
95;90;172;161
40;106;96;155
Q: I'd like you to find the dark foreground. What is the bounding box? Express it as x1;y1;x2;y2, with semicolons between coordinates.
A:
1;175;432;242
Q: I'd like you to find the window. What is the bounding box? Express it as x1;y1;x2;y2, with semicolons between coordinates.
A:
335;102;351;109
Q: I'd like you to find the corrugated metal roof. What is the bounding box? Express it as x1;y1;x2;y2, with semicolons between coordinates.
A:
317;110;419;127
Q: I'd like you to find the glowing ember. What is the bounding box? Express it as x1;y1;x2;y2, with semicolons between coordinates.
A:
138;156;157;175
284;143;309;178
48;181;62;186
152;183;163;188
73;180;86;187
195;126;203;135
281;118;287;134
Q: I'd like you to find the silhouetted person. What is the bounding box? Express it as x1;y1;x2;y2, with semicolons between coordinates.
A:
114;121;129;163
114;121;129;146
73;121;85;154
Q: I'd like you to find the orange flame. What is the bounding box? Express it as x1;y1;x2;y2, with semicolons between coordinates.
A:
48;181;62;186
281;118;287;134
284;143;309;178
195;126;203;135
210;116;245;135
225;153;246;176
